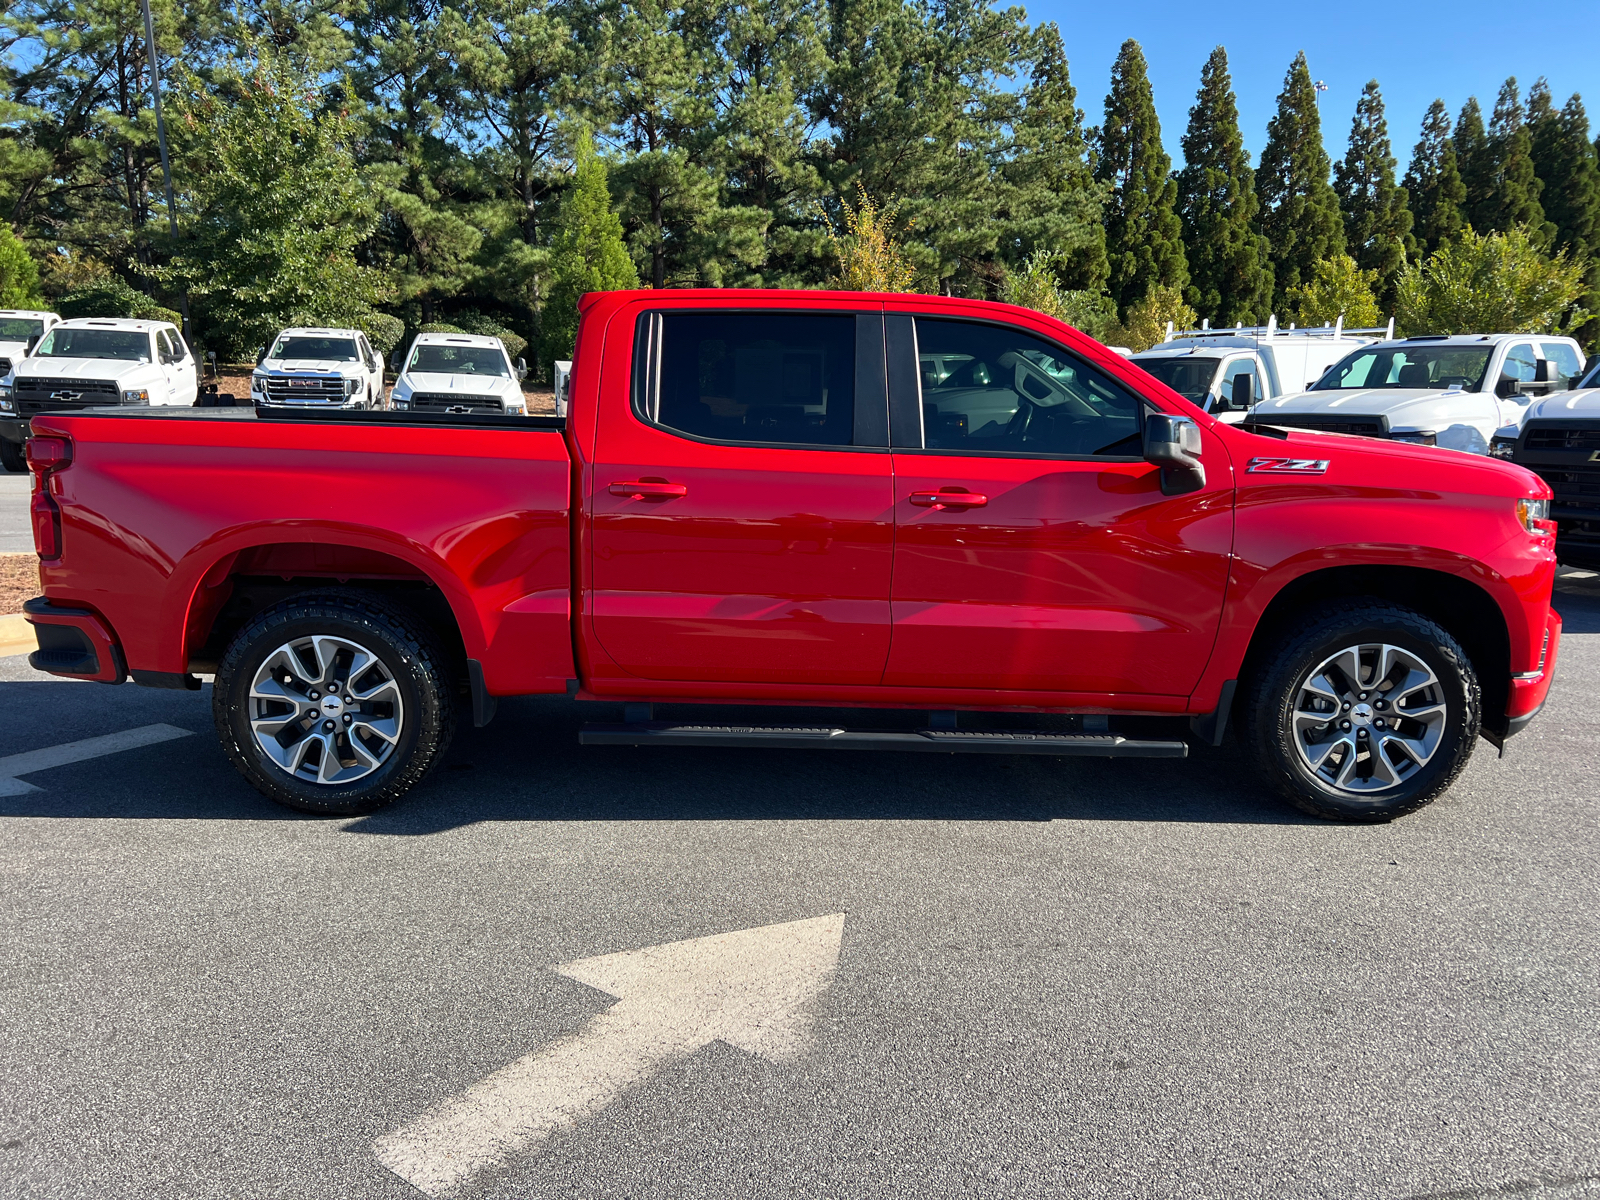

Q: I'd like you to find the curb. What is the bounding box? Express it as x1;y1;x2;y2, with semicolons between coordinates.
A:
0;612;33;658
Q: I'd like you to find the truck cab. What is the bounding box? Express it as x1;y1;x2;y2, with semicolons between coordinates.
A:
1129;317;1386;420
390;332;528;415
251;327;385;410
1254;333;1585;453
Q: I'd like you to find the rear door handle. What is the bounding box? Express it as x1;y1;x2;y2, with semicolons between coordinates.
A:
909;488;987;510
609;480;688;501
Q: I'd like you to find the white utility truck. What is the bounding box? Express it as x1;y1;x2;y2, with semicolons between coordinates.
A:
389;331;529;415
0;317;196;471
1251;332;1586;454
1129;316;1390;418
251;327;386;410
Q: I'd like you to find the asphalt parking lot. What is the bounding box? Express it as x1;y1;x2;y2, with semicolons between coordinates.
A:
1;567;1597;1199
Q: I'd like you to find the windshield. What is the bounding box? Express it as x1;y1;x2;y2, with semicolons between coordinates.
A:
0;318;45;341
407;345;509;376
271;336;359;361
1313;345;1492;392
1131;356;1221;403
34;328;151;362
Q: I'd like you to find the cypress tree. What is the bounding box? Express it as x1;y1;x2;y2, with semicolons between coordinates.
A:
1485;77;1550;242
1255;52;1344;310
1455;97;1495;231
1403;99;1466;255
1332;80;1414;307
1529;83;1600;347
1004;23;1108;293
1174;46;1271;325
543;133;639;364
1095;39;1186;319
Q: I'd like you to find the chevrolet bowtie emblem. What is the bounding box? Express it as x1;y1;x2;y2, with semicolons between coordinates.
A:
50;390;82;402
1591;450;1600;462
446;405;472;415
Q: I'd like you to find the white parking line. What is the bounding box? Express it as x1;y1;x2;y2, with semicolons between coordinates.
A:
0;724;196;795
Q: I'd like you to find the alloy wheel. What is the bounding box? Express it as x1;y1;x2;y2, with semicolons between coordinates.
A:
248;634;405;785
1291;642;1447;794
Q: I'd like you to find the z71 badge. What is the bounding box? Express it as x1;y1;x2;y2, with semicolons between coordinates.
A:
1247;456;1331;474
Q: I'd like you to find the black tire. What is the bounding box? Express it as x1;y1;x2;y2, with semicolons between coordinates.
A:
213;590;456;815
1239;602;1480;822
0;437;24;472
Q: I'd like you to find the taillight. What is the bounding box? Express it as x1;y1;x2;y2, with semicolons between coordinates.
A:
26;434;71;560
26;436;72;472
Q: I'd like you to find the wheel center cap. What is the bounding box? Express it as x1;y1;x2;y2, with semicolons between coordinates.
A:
1351;702;1374;726
321;694;344;716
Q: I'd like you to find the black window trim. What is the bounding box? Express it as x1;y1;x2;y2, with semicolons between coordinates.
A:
628;307;891;454
888;312;1149;463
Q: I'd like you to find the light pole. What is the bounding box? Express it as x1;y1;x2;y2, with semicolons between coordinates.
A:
139;0;191;338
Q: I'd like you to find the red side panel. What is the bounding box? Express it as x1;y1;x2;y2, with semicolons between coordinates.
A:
33;413;574;694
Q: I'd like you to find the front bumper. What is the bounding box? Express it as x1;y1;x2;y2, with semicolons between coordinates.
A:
1502;607;1562;741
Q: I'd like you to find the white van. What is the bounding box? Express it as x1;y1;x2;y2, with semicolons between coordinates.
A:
1129;316;1389;418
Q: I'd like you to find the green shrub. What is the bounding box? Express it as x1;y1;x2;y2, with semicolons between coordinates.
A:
1396;226;1589;335
452;311;528;361
356;312;405;359
59;276;182;326
0;224;44;309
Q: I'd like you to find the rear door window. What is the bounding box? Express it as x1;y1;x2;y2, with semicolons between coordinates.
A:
640;312;857;448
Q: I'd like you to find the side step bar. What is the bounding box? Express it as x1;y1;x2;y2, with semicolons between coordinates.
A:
580;723;1188;758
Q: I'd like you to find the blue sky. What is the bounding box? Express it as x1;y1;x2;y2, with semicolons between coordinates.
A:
1028;0;1600;169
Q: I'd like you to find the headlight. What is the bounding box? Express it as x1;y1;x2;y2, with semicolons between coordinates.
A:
1490;436;1518;459
122;388;149;404
1389;430;1437;446
503;402;525;415
392;398;409;409
345;377;360;396
0;400;13;414
1516;497;1552;535
251;376;264;394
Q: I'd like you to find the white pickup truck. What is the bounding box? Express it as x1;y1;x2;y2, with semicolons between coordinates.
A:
0;317;196;470
251;327;385;410
389;331;529;415
0;309;63;470
1129;317;1389;417
1248;332;1586;453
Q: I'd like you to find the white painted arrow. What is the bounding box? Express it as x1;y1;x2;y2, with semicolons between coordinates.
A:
374;912;846;1197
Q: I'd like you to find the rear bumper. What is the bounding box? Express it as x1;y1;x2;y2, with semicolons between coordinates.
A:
1502;607;1562;740
22;597;125;683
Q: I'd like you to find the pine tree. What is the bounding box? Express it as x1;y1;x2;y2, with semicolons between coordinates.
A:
1332;80;1413;307
1095;39;1186;319
1174;47;1271;325
1529;83;1600;346
1485;78;1550;242
1000;23;1107;294
542;132;638;366
1403;99;1466;255
1455;97;1495;232
1255;52;1344;309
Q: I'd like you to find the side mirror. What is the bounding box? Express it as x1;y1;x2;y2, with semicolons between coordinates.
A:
25;335;38;354
1143;413;1206;495
390;350;401;371
255;345;267;366
515;356;527;382
1495;375;1518;399
1230;373;1253;410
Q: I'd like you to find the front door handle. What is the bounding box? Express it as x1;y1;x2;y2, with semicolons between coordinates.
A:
609;479;688;501
909;487;987;510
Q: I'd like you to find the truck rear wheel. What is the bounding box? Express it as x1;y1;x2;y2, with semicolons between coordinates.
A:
1240;603;1480;822
213;590;456;815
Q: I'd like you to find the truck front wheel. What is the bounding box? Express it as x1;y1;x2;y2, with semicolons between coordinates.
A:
1;437;24;473
1240;603;1480;822
213;590;456;815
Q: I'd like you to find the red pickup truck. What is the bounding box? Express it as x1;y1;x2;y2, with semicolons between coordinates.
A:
20;289;1561;822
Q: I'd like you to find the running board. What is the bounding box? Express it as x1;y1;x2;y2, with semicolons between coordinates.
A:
580;723;1189;757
